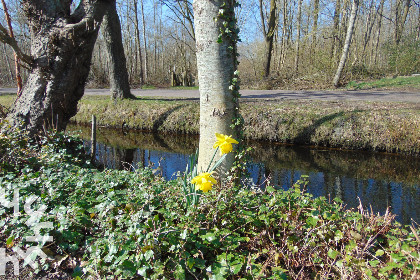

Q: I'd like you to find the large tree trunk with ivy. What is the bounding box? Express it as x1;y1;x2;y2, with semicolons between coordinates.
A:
3;0;111;135
102;0;134;99
193;0;239;173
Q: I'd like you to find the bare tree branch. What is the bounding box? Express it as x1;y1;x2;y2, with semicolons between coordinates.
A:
0;22;33;66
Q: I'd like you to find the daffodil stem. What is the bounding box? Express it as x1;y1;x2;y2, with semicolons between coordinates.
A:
206;147;219;173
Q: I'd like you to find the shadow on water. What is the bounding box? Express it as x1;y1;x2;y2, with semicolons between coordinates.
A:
68;124;419;225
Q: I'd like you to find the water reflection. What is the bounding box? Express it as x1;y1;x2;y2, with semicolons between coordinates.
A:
67;124;419;224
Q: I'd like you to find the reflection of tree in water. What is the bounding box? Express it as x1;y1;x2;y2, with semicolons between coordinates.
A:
113;148;136;171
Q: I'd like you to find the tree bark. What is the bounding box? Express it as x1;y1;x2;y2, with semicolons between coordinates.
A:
333;0;359;87
331;0;341;59
102;1;134;99
140;0;148;82
311;0;320;49
294;0;303;74
260;0;277;78
194;0;238;173
5;0;112;135
373;0;385;64
133;0;144;85
2;44;14;83
394;0;411;45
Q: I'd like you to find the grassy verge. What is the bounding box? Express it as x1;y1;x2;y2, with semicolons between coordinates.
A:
1;95;419;155
347;75;420;90
0;127;419;279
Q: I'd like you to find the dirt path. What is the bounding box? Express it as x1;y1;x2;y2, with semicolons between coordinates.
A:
1;88;419;102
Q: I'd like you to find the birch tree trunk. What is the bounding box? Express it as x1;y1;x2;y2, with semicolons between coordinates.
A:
5;0;111;135
333;0;359;87
194;0;238;173
102;1;134;99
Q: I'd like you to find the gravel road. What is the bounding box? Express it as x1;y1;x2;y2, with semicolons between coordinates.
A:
1;88;419;102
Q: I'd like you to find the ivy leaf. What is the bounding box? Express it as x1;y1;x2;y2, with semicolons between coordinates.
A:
328;248;339;259
306;216;319;227
376;249;385;256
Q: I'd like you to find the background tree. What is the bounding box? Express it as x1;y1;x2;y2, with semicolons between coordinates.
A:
333;0;360;87
1;0;23;96
259;0;277;78
102;0;134;99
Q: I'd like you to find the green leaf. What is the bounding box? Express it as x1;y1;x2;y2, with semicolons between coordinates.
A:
376;249;385;256
6;235;14;248
328;248;339;259
266;185;276;194
174;264;185;279
306;216;319;227
230;262;242;274
137;266;147;277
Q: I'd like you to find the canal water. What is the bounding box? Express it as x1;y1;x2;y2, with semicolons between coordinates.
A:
68;124;420;225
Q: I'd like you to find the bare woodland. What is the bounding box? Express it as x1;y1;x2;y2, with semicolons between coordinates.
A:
1;0;419;90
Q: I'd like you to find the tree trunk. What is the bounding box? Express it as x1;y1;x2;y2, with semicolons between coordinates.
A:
102;1;134;99
311;0;320;49
133;0;144;85
278;0;289;70
394;0;411;45
140;0;148;82
331;0;341;59
294;0;303;74
6;0;111;135
194;0;238;173
260;0;277;78
361;0;379;59
333;0;359;87
373;0;385;64
2;44;14;83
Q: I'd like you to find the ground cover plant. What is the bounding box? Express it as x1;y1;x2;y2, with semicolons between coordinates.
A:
0;124;419;279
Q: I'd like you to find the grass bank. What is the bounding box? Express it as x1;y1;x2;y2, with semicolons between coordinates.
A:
347;75;420;90
1;95;419;155
73;97;420;156
0;127;419;279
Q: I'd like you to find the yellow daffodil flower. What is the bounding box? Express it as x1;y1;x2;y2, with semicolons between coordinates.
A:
213;133;239;155
191;172;217;192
